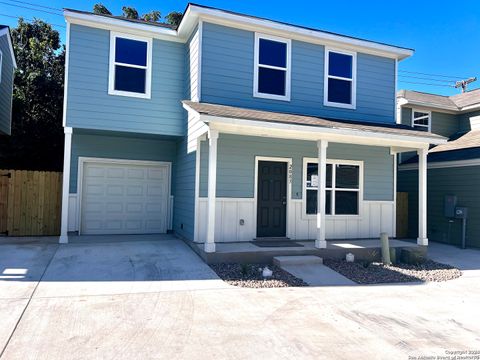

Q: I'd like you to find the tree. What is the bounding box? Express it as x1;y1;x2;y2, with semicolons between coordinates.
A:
93;4;112;15
142;10;161;22
165;11;182;27
122;6;139;19
0;18;65;171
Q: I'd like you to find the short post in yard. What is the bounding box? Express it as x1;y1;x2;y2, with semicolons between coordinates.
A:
380;232;391;265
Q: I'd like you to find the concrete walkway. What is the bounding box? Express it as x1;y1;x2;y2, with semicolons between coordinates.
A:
0;237;478;359
282;263;356;286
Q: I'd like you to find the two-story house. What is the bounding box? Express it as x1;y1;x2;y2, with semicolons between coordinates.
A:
60;4;445;254
0;25;16;135
397;89;480;248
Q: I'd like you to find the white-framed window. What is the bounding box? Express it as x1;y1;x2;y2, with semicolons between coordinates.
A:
303;158;363;216
411;109;431;132
324;48;357;109
108;32;152;99
253;33;291;101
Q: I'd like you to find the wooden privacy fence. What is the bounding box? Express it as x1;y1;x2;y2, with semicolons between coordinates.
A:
0;170;62;236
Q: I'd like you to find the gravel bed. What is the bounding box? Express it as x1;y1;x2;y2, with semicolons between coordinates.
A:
324;259;462;284
209;263;308;288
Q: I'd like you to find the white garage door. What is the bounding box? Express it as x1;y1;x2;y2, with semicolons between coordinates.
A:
81;161;170;235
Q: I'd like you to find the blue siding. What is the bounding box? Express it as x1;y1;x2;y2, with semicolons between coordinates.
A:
200;134;393;201
70;131;178;193
173;137;196;240
66;24;185;136
398;167;480;248
0;33;13;135
201;22;395;124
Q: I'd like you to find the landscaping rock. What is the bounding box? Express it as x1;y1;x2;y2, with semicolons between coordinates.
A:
209;263;308;288
324;259;462;284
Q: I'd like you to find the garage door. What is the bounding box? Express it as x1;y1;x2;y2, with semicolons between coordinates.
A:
80;161;170;235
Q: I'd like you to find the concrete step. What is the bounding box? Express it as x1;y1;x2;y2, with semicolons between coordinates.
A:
273;255;323;267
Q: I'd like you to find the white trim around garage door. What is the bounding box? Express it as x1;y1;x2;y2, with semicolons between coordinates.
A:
254;156;292;238
76;157;172;235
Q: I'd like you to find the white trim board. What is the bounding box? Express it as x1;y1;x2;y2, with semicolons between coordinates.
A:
254;156;292;238
411;108;431;132
64;6;413;60
399;158;480;170
76;157;172;235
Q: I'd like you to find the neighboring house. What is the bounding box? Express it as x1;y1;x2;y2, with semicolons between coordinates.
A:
0;25;16;135
60;4;445;253
397;89;480;248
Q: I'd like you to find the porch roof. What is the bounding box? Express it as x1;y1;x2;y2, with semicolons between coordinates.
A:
183;101;446;145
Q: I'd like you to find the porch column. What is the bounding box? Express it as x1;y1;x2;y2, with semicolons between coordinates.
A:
59;127;72;244
205;129;219;253
417;148;428;246
316;139;328;249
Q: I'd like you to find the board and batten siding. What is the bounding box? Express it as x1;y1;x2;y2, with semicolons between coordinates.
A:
199;134;394;201
201;22;396;124
0;33;14;135
398;166;480;248
66;24;185;136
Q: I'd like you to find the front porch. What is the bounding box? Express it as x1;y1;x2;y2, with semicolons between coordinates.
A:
189;238;421;264
183;101;446;254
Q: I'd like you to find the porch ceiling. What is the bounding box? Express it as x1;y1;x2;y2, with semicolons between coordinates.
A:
183;101;446;149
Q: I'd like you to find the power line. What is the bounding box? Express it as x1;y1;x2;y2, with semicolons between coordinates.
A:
0;12;65;28
0;1;63;17
399;69;468;80
398;74;454;83
3;0;62;12
398;80;455;88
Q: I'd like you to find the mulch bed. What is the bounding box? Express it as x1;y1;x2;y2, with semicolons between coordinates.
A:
209;263;308;288
324;259;462;284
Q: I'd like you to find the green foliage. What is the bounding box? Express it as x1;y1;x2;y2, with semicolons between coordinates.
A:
93;4;112;15
122;6;139;19
165;11;183;26
240;263;250;277
142;10;161;22
0;18;64;170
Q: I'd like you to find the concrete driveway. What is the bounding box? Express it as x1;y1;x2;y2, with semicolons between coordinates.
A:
0;238;479;359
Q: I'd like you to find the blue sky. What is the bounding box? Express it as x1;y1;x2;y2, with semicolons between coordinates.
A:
1;0;479;96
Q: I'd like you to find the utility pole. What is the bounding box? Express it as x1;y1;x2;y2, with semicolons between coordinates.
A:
455;77;477;93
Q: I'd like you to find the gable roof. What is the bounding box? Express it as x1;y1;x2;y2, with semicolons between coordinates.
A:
183;101;446;144
0;25;17;69
64;3;414;60
397;89;480;112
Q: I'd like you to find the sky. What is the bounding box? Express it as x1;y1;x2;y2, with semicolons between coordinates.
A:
1;0;479;96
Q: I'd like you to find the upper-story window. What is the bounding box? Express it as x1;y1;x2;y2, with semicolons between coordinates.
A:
324;48;356;109
254;33;291;101
108;32;152;99
411;109;431;132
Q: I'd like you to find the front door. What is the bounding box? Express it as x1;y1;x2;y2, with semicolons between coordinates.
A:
257;161;287;238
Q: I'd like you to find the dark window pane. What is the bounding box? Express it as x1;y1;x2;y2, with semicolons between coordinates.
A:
414;111;429;119
328;78;352;104
414;118;429;126
258;67;286;96
326;164;332;188
335;165;359;189
306;190;331;215
335;191;358;215
259;39;286;68
114;65;146;93
115;37;147;66
328;52;352;78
